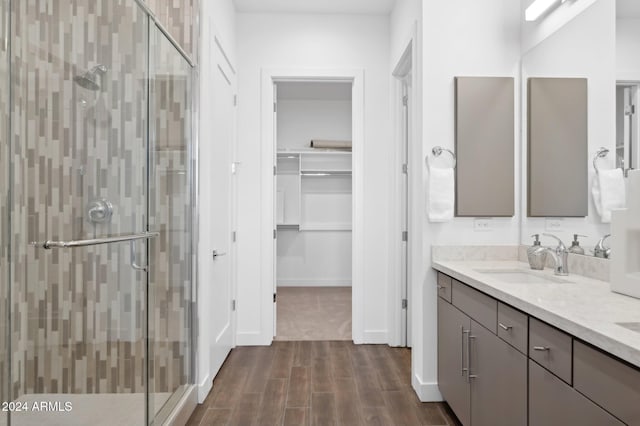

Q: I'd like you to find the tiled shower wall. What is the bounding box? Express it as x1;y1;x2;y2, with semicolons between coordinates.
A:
10;0;149;396
1;0;8;410
7;0;193;398
145;0;196;60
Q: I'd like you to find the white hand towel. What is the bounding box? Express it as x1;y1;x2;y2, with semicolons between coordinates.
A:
591;168;626;223
428;166;455;222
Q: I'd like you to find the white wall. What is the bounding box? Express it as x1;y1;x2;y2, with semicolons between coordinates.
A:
521;0;616;250
416;0;522;401
277;231;352;286
277;100;352;149
197;0;237;403
208;0;238;68
236;12;391;344
390;0;421;66
617;18;640;80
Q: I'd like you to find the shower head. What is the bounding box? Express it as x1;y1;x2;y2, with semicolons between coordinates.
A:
74;64;107;91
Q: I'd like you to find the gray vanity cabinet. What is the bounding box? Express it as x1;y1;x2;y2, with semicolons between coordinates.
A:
529;360;624;426
437;271;640;426
437;284;527;426
573;341;640;425
470;320;527;426
438;297;471;426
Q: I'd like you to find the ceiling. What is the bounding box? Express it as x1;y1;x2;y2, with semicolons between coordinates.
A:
617;0;640;18
234;0;396;15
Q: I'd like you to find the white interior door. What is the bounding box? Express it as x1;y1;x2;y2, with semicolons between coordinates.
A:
628;85;639;171
617;83;639;173
401;81;410;347
273;82;278;337
208;54;236;376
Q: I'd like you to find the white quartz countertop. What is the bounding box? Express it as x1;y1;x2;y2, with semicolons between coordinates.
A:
432;259;640;368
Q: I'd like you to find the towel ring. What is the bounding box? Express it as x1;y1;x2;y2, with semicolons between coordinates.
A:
427;146;457;168
593;147;609;175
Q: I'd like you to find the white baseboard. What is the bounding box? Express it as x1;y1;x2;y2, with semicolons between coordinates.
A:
197;373;212;403
277;279;352;287
236;331;271;346
412;373;443;402
361;330;388;344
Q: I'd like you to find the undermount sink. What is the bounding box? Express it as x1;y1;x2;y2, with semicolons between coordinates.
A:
473;268;573;284
616;322;640;334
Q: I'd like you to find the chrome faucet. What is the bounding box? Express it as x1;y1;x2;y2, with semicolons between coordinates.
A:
594;234;611;259
541;233;569;276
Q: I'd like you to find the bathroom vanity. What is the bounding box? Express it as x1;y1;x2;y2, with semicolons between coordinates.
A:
432;250;640;426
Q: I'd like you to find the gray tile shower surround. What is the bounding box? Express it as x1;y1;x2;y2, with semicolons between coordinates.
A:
2;0;195;401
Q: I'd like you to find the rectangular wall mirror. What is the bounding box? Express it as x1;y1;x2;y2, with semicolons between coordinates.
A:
455;76;515;217
527;77;588;217
520;0;616;254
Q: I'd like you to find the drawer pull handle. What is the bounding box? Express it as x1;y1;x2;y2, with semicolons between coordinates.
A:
498;323;512;331
461;327;470;377
533;346;550;351
467;335;476;383
437;285;445;290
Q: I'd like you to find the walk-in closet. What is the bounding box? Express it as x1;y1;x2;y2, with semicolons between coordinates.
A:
274;81;353;340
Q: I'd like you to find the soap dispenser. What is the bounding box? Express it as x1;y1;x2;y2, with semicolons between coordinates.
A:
527;234;547;270
568;234;586;255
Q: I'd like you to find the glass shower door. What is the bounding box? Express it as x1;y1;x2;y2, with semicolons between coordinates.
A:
147;23;193;425
9;1;151;425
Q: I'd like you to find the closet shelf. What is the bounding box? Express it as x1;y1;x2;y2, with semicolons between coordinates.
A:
277;149;351;155
301;170;351;176
277;223;300;230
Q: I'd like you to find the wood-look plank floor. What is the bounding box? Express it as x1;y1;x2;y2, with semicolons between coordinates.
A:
187;342;461;426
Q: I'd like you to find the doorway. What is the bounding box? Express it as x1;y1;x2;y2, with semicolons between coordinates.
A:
273;81;354;341
258;68;365;344
392;39;415;348
616;82;639;175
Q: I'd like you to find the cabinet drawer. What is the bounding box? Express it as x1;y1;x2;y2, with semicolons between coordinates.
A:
574;341;640;426
529;360;624;426
529;318;572;384
437;273;452;302
452;280;497;333
497;302;528;354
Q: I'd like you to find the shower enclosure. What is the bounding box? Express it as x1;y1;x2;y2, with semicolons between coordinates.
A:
1;0;196;425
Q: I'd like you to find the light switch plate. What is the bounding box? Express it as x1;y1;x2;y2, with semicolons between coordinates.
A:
545;218;563;232
474;218;492;232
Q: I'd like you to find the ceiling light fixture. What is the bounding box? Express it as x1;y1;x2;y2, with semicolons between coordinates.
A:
525;0;567;22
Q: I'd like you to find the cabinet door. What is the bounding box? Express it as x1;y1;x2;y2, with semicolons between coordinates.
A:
470;320;527;426
438;298;471;426
529;360;624;426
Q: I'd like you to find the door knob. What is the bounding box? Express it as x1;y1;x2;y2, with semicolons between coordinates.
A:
212;250;227;258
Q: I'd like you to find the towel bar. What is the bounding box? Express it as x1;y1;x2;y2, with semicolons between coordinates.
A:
593;147;609;175
427;146;457;168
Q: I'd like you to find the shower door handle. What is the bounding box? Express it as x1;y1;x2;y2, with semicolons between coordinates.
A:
30;232;159;249
130;241;148;272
